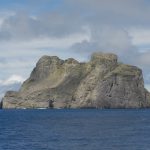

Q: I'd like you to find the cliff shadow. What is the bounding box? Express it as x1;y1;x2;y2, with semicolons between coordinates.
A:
0;100;3;109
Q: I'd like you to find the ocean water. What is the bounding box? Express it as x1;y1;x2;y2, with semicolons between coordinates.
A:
0;109;150;150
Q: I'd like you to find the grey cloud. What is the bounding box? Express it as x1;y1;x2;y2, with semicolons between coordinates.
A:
0;83;21;100
66;0;150;27
0;11;84;40
1;0;150;41
71;26;137;62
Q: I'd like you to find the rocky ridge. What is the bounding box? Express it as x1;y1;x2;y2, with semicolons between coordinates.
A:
2;52;150;108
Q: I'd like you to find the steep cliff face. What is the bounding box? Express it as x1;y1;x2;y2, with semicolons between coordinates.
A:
2;53;150;108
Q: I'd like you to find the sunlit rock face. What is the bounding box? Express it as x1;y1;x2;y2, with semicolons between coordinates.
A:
2;52;150;109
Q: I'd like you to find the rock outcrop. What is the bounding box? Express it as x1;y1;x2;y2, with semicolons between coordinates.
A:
2;52;150;108
0;100;2;109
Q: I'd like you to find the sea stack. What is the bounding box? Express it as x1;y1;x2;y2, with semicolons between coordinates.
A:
2;52;150;109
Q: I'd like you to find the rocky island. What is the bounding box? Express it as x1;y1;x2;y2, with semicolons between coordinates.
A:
2;52;150;109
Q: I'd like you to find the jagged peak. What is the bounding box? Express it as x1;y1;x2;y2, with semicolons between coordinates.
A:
37;55;64;66
38;52;118;66
91;52;118;63
38;55;61;62
65;58;79;64
112;63;142;76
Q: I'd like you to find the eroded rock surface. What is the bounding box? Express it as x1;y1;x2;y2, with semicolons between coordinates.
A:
2;52;150;108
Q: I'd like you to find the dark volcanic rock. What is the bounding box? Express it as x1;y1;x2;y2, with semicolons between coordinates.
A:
0;100;2;109
2;52;150;108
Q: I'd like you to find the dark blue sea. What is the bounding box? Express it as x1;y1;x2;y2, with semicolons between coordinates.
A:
0;109;150;150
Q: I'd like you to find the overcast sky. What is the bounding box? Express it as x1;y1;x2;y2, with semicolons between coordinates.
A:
1;0;150;90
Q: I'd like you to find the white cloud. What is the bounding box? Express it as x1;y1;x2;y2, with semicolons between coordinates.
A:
0;11;15;27
0;75;25;86
145;84;150;92
138;52;150;66
0;32;90;51
129;28;150;46
0;19;4;27
71;26;137;63
0;80;2;84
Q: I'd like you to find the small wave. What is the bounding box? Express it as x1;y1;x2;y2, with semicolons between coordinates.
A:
37;108;47;110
